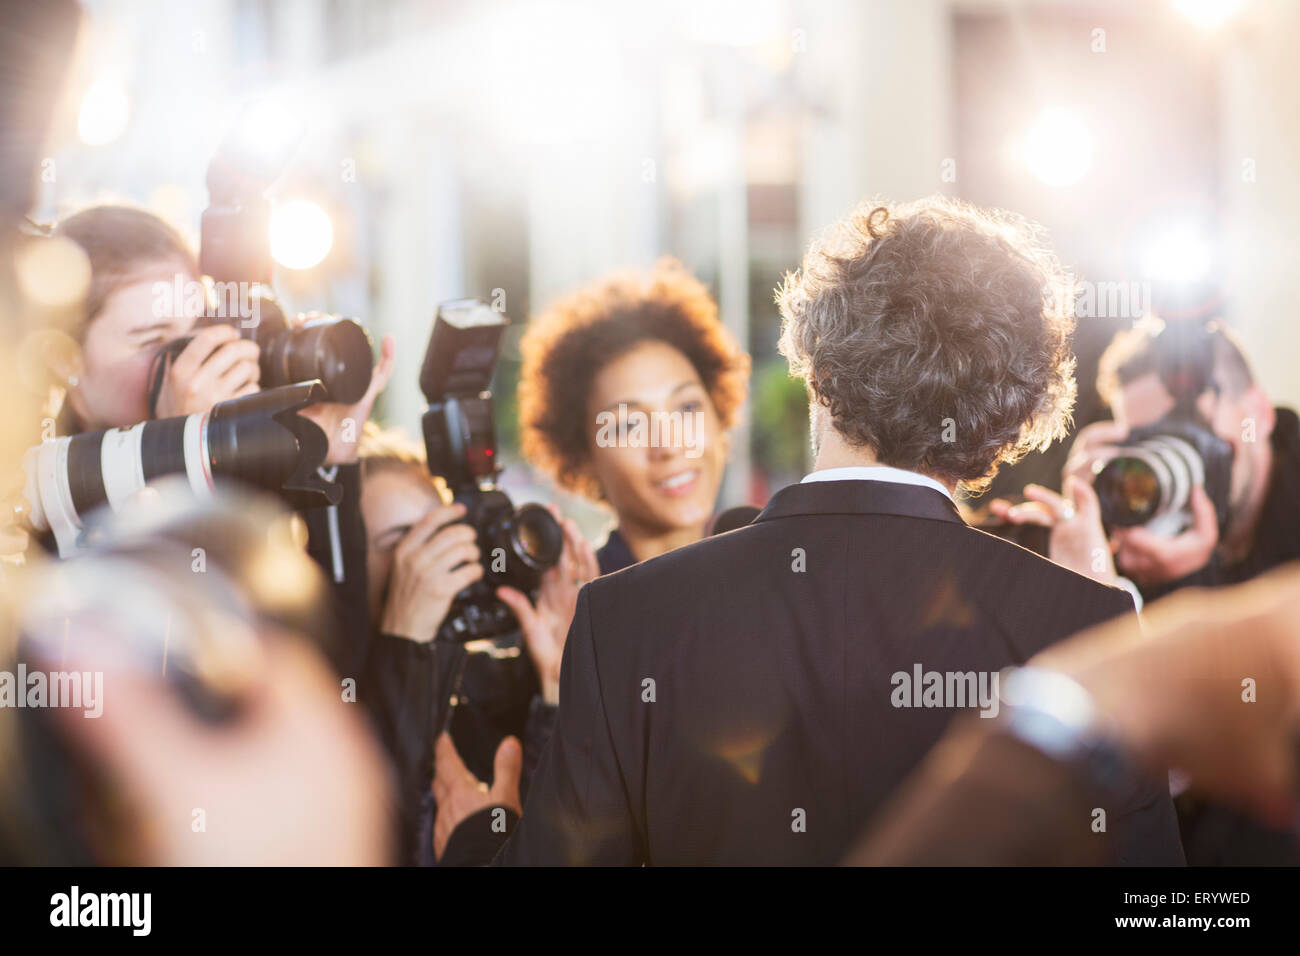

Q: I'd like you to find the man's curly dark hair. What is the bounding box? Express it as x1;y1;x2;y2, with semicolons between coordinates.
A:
776;197;1077;493
519;258;749;501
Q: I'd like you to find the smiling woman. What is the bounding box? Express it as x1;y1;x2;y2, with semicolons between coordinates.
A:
517;259;750;571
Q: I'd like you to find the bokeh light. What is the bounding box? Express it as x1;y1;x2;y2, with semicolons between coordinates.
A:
77;77;130;146
1023;107;1094;187
268;200;333;270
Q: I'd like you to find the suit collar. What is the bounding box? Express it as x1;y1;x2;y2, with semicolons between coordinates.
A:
755;479;966;526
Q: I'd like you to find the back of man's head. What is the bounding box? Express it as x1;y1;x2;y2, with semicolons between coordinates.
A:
776;196;1077;492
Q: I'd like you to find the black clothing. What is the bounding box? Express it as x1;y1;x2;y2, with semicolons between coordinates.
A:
301;463;371;679
447;479;1181;865
595;528;636;575
849;720;1130;865
1172;407;1300;866
364;628;551;866
1221;406;1300;585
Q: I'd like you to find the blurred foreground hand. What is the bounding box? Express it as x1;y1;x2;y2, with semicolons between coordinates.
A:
1033;564;1300;827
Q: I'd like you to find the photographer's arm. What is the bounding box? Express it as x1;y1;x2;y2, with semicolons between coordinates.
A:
299;333;396;677
496;512;599;796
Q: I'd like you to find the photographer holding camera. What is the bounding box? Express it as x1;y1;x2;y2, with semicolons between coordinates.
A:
1068;318;1298;599
1000;316;1300;865
358;296;602;865
358;425;595;864
37;202;397;685
44;204;261;432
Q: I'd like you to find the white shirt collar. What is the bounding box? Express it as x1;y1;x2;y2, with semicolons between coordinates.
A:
801;465;954;501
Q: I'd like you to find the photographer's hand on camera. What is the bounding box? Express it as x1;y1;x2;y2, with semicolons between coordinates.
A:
1111;483;1220;588
154;324;261;418
295;315;396;466
1062;419;1129;488
989;477;1118;587
1062;418;1221;589
496;508;598;705
380;502;483;642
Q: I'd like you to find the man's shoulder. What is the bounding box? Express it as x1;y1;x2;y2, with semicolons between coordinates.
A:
960;523;1136;615
588;521;768;596
587;511;1130;611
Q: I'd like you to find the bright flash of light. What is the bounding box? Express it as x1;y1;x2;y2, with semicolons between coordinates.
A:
1023;108;1093;187
268;200;333;271
1140;223;1214;283
1172;0;1245;29
78;77;130;146
234;97;305;170
679;0;786;47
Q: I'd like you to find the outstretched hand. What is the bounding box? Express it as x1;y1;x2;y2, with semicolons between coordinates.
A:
432;732;522;861
497;508;599;705
297;320;396;466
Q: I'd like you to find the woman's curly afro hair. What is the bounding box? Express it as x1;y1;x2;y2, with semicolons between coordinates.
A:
519;258;750;501
776;197;1077;494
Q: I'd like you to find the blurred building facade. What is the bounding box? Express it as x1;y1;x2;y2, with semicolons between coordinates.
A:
43;0;1300;506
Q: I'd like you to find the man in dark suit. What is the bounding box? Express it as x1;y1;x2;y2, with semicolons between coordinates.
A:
437;197;1185;866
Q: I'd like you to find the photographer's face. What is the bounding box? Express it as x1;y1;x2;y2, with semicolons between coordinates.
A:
584;341;727;540
69;260;202;430
360;464;443;616
1116;370;1273;520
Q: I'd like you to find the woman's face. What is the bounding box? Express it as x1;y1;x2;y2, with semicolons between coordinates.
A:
360;464;443;617
583;340;728;537
68;259;202;430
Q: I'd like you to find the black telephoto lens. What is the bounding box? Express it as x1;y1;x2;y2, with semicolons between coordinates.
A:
259;315;373;404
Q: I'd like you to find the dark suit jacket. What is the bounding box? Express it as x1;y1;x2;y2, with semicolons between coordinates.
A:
452;479;1183;865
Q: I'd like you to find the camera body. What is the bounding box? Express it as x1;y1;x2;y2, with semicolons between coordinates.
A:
145;108;373;418
420;298;562;643
1093;417;1233;538
146;292;373;417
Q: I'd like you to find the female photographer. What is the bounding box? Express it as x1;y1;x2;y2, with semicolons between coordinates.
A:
44;204;261;432
41;203;396;687
357;424;596;864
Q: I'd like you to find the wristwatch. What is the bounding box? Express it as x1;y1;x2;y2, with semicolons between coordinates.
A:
997;665;1143;802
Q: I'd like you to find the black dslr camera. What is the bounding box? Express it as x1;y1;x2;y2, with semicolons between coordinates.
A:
146;109;374;416
420;299;564;642
1092;416;1233;538
146;295;374;416
1091;321;1236;538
